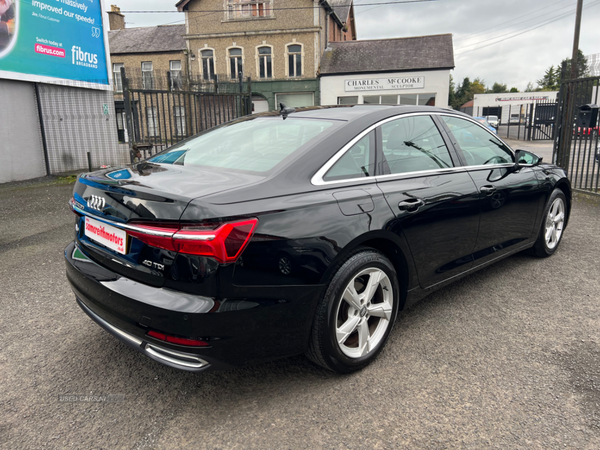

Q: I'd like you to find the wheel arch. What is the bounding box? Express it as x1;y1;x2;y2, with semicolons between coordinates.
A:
554;179;572;226
319;230;414;311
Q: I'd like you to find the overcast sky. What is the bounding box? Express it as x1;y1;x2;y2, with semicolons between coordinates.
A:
110;0;600;91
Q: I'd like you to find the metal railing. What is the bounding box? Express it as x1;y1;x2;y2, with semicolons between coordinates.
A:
553;76;600;193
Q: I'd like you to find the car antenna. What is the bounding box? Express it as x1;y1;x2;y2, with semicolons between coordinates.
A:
279;102;295;119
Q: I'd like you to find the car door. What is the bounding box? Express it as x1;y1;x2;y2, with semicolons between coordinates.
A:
438;115;546;266
375;113;481;289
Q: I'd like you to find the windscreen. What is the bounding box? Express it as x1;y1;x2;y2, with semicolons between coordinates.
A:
148;117;336;173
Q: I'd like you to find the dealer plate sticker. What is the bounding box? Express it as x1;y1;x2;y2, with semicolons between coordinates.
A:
84;216;127;254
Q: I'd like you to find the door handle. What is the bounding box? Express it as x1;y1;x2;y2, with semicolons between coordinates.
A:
398;198;425;212
480;185;497;196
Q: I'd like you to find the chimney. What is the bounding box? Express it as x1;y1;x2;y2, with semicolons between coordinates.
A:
108;5;125;30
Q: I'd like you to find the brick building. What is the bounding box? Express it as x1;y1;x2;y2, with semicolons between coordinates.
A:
175;0;356;111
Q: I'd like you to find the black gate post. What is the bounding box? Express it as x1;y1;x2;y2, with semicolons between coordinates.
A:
121;67;136;163
527;103;534;141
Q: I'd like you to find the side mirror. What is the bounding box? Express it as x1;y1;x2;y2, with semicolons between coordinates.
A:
515;149;543;167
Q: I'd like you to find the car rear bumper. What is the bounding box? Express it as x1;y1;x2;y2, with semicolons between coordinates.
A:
65;241;324;372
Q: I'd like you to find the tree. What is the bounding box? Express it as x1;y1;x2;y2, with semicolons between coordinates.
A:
525;82;535;92
487;82;508;93
559;49;589;81
510;87;519;92
448;74;456;110
536;65;559;91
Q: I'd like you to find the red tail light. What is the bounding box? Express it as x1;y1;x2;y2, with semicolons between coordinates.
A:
147;330;209;347
127;218;258;263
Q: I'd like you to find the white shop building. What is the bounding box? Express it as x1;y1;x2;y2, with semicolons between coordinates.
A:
465;92;560;124
319;34;454;108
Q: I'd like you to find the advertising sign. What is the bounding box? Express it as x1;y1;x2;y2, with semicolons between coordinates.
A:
0;0;110;89
345;77;425;92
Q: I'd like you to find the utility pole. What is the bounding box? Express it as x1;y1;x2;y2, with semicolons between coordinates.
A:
570;0;584;80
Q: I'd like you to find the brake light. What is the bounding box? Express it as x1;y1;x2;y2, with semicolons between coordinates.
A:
147;330;209;347
127;218;258;263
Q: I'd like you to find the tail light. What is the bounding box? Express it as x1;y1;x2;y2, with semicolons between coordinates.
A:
127;218;258;264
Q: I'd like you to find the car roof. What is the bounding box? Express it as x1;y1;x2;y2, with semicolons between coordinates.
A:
253;104;458;122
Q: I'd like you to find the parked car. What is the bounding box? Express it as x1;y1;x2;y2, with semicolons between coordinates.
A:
485;115;499;128
65;105;571;374
473;116;497;134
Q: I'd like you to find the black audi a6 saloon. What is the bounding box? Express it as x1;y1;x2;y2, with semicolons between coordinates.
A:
65;105;571;373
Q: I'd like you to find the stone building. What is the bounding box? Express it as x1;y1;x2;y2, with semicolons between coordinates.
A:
319;34;455;109
175;0;356;111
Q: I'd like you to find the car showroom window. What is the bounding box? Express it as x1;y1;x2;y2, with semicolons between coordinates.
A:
324;131;375;181
380;115;454;174
152;117;336;173
441;116;514;166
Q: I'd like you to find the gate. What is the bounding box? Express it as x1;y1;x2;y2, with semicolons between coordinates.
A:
472;101;558;141
119;68;252;160
553;76;600;193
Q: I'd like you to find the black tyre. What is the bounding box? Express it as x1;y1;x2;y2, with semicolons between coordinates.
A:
529;188;567;258
307;248;400;373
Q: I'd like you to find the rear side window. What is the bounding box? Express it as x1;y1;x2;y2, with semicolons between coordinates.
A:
324;131;375;181
149;117;335;173
380;115;454;174
442;116;514;166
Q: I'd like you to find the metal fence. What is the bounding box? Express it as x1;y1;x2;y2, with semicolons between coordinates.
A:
119;69;252;160
553;77;600;193
469;101;558;141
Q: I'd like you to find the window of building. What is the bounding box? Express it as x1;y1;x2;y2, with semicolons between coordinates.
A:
418;94;436;106
141;62;153;89
113;63;124;92
229;48;243;80
170;60;182;90
146;107;158;137
287;44;302;77
399;94;417;106
275;93;314;108
381;115;454;174
174;106;186;136
364;95;399;105
337;96;358;105
201;49;215;81
226;0;273;20
258;46;272;79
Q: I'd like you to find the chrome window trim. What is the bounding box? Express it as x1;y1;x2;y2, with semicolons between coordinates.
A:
310;111;517;187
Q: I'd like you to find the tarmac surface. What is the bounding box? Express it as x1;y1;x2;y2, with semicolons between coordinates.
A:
0;176;599;449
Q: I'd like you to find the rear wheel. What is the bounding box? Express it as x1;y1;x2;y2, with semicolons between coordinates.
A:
307;249;399;373
529;188;567;257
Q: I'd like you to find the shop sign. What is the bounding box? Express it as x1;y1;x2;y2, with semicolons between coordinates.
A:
344;77;424;92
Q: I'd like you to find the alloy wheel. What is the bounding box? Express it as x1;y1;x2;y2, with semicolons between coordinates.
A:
335;268;394;358
545;197;565;250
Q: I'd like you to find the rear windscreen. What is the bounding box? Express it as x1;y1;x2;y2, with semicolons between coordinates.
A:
149;117;336;173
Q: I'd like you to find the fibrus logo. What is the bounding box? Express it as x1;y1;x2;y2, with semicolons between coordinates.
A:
71;46;98;69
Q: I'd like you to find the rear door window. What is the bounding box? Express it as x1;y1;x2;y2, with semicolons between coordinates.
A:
380;115;454;174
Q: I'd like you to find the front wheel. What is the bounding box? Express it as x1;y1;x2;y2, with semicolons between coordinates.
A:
307;249;400;373
529;188;567;257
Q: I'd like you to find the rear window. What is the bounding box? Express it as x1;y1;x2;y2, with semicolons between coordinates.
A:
148;117;336;173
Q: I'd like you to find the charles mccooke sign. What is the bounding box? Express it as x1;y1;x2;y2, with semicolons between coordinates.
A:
345;77;425;92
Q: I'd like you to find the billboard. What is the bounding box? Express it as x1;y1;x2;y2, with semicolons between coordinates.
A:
0;0;110;89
